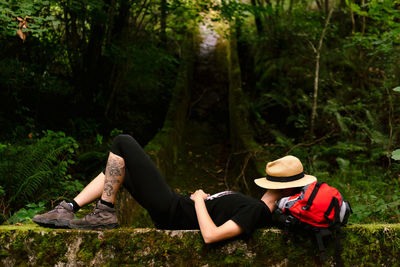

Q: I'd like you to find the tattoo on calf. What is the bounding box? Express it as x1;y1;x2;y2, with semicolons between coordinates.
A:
106;157;125;177
104;155;125;197
104;184;113;196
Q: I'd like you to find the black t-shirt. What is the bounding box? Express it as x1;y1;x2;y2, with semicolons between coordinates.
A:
167;191;272;236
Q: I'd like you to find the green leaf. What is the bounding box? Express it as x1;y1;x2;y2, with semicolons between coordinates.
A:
25;203;37;208
393;86;400;92
336;157;350;170
391;149;400;160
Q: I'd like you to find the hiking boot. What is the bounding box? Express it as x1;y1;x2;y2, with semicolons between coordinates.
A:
32;200;74;228
68;201;118;230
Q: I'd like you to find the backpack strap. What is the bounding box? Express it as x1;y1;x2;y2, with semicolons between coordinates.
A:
334;228;344;267
314;228;331;262
341;201;353;225
276;213;300;228
303;182;323;210
315;226;345;266
324;197;340;226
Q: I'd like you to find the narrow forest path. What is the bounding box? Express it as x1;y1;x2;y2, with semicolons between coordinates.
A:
117;16;258;226
167;18;232;194
119;14;264;227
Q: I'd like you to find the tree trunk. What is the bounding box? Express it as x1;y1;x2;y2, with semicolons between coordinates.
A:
251;0;264;36
288;0;294;14
361;0;366;35
146;32;195;176
63;1;83;85
310;9;333;136
117;32;195;225
227;23;264;193
160;0;167;46
81;0;111;108
316;0;323;11
104;0;132;118
325;0;329;13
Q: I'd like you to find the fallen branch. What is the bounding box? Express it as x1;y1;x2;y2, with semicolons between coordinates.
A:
234;152;252;193
223;154;232;190
224;149;263;190
285;129;335;155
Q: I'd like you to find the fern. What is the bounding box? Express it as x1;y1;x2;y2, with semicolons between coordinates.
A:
9;170;53;205
8;145;67;205
0;131;78;218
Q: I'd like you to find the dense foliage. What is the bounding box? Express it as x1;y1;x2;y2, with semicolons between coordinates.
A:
0;0;198;223
0;0;399;224
0;0;183;142
0;131;82;223
229;0;400;222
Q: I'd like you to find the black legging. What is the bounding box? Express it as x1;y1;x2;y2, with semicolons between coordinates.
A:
109;134;178;226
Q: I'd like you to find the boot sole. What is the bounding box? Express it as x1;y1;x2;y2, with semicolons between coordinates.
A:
68;223;119;230
32;218;71;229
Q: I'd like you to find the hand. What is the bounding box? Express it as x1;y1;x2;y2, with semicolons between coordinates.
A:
267;189;284;198
190;189;210;202
261;189;287;212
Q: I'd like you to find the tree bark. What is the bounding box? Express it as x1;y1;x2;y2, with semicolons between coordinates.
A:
104;0;132;118
288;0;294;14
316;0;323;11
81;0;111;108
63;0;83;83
361;0;366;35
227;22;263;193
117;32;195;225
325;0;329;13
251;0;263;36
160;0;167;46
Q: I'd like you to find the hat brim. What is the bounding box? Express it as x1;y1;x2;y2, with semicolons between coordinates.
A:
254;174;317;189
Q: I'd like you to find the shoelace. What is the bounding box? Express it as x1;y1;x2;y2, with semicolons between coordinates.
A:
48;204;66;213
87;211;99;216
87;205;101;217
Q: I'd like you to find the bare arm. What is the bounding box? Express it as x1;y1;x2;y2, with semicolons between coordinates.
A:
191;190;243;244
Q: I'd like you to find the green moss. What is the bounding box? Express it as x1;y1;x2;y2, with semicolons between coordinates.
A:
341;224;400;266
0;226;69;265
76;234;100;262
34;231;69;265
1;224;399;266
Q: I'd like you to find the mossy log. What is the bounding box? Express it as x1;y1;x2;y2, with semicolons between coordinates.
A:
1;224;399;266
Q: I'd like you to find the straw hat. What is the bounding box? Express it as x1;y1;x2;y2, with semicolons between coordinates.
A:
254;155;316;189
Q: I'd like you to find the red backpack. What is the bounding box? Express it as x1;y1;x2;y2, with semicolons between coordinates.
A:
275;181;352;262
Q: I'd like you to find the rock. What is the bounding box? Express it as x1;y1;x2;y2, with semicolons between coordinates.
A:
0;224;399;266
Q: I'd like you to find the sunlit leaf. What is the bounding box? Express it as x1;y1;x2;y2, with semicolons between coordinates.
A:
391;149;400;160
336;157;350;170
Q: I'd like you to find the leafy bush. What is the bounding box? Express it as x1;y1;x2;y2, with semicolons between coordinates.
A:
6;202;46;224
0;0;59;39
0;130;83;224
316;169;400;224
